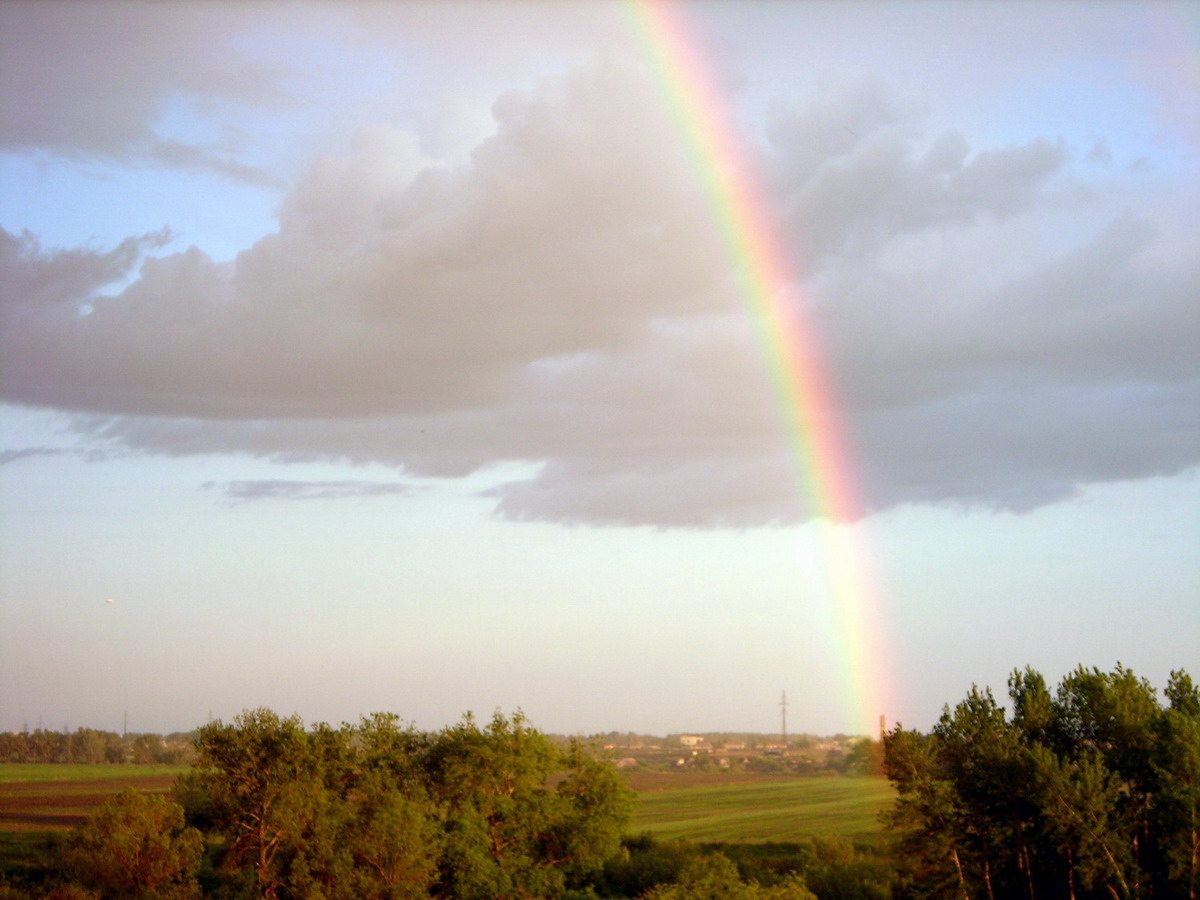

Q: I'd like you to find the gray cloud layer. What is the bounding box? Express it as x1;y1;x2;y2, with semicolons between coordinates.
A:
0;1;281;182
2;57;1196;525
204;480;418;504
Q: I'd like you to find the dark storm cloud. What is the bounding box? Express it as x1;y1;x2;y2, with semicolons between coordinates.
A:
2;59;1196;526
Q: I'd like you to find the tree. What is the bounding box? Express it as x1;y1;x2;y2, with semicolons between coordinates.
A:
638;853;816;900
882;726;973;899
844;737;885;776
883;665;1199;900
1153;671;1200;899
338;771;443;899
178;708;631;900
59;788;202;899
179;708;323;899
335;714;443;900
421;711;633;900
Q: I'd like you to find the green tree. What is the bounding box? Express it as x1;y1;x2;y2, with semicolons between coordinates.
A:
180;708;322;898
884;665;1199;900
422;711;633;900
1153;671;1200;899
844;737;885;776
339;772;443;899
336;714;443;900
882;725;973;899
59;789;202;899
178;708;630;900
1030;743;1138;899
638;853;816;900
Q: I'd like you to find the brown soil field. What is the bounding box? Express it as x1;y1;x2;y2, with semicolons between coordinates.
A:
0;776;176;831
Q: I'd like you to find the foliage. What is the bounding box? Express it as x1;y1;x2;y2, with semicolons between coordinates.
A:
883;665;1199;900
0;731;194;766
638;852;816;899
844;739;886;777
58;789;202;899
173;708;633;900
419;711;632;900
585;834;895;899
590;834;702;897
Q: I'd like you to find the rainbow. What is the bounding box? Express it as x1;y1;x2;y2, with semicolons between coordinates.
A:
626;0;891;736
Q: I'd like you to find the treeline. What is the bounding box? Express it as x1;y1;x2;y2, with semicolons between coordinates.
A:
883;665;1198;900
7;663;1196;899
9;709;880;899
43;709;634;899
0;729;194;765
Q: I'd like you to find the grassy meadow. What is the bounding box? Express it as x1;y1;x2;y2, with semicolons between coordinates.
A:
629;775;895;843
0;764;187;784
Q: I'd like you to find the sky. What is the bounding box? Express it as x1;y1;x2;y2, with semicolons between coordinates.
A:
1;0;1197;739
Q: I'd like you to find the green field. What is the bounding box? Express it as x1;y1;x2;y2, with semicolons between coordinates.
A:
0;764;188;783
0;765;894;845
630;776;894;843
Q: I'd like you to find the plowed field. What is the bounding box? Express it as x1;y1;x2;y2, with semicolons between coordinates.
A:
0;775;177;831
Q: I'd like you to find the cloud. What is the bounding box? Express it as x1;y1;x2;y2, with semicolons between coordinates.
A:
2;61;724;418
1;228;173;307
0;1;283;181
769;85;1074;266
0;447;68;466
204;480;418;505
2;63;1197;526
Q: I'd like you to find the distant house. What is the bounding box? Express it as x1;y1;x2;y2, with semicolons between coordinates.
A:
615;757;638;769
678;735;704;747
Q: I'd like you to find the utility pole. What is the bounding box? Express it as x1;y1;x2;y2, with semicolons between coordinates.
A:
780;691;788;747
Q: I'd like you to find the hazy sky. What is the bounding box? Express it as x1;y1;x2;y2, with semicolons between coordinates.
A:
1;0;1197;738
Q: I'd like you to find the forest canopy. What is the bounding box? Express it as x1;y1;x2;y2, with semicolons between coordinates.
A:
882;665;1199;900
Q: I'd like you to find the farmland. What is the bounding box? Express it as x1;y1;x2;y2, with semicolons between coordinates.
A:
0;761;893;895
0;764;185;831
628;773;894;843
0;765;194;884
0;762;891;842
